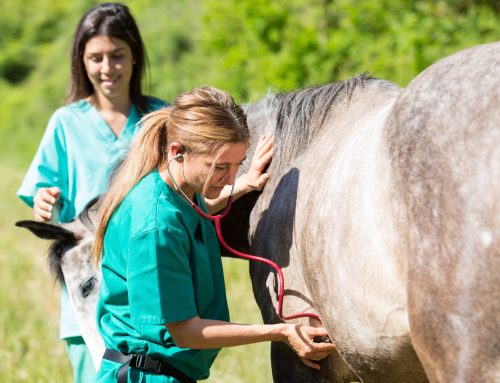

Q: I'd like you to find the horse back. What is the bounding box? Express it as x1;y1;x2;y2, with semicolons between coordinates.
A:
387;42;500;382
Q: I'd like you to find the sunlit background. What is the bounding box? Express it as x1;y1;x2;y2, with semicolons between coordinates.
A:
0;0;498;381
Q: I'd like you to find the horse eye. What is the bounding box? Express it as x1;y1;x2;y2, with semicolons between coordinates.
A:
80;276;97;298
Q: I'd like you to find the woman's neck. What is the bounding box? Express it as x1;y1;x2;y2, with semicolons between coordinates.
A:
88;93;132;115
87;93;132;137
158;164;195;202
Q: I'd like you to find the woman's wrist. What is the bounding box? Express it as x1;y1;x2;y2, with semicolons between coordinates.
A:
270;323;288;343
236;173;256;194
229;174;256;201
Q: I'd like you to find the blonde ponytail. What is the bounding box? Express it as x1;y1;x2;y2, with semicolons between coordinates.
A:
92;86;250;263
92;108;170;261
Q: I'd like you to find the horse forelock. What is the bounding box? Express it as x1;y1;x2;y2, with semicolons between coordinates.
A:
48;238;77;283
78;196;100;232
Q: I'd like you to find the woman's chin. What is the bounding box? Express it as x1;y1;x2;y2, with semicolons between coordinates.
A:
205;187;224;200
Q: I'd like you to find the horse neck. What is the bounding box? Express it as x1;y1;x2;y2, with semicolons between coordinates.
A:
246;80;401;188
243;96;278;172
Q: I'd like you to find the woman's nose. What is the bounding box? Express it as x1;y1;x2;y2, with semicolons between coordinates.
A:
226;168;238;185
101;56;111;73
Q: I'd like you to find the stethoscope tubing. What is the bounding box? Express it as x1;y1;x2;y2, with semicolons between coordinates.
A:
167;157;321;323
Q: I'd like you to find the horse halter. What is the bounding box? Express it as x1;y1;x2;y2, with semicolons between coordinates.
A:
167;156;321;323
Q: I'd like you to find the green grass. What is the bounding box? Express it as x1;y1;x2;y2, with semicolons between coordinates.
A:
0;161;271;382
0;164;72;382
211;258;272;382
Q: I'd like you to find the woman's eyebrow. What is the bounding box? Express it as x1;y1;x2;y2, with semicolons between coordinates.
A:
216;156;247;165
86;47;126;55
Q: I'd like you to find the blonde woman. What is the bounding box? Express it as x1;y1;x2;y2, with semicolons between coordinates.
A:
93;86;335;383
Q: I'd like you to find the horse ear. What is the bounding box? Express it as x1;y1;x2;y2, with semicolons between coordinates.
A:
15;220;76;242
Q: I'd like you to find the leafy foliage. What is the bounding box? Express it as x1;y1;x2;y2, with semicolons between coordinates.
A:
0;2;498;380
1;0;498;153
192;0;499;99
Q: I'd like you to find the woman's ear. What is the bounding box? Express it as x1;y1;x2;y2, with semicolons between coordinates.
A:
168;142;185;159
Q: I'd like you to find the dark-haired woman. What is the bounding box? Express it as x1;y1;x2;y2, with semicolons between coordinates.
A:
17;3;165;382
17;4;272;382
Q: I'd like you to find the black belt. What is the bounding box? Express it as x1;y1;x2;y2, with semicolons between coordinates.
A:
103;348;196;383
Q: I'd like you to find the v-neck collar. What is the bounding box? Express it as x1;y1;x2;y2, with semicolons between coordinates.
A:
80;99;138;142
155;170;203;232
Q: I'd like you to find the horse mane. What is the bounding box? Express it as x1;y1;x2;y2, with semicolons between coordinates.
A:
274;73;374;132
248;73;390;171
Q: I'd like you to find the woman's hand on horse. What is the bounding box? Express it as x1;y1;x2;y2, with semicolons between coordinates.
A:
241;134;274;192
281;324;335;370
33;187;61;222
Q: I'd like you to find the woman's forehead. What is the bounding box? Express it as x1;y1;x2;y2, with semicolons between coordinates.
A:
204;142;247;164
84;35;130;53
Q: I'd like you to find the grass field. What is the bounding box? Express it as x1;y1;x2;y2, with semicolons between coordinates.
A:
0;163;272;382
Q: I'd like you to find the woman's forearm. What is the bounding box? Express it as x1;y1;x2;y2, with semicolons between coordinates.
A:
167;317;285;349
167;316;336;370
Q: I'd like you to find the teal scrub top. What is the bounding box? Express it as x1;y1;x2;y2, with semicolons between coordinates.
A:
17;97;166;339
96;170;230;381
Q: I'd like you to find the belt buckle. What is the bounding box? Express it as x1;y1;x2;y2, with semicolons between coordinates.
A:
130;354;146;369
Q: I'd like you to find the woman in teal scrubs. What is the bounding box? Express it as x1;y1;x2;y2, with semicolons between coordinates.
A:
92;86;335;383
17;4;165;382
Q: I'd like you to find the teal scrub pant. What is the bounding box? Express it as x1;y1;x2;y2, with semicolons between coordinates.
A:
66;336;97;383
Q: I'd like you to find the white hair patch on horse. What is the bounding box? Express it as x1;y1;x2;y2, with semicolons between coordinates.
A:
480;230;493;248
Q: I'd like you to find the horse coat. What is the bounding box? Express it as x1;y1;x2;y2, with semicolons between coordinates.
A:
222;41;500;383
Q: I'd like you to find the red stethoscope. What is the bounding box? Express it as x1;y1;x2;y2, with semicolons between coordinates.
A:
168;154;321;323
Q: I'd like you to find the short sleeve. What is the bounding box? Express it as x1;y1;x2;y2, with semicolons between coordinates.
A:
17;111;70;214
127;227;197;325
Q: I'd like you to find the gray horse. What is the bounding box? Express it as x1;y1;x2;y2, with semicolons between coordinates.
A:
17;42;499;381
222;41;499;382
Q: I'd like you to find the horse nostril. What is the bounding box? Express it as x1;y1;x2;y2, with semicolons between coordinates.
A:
80;276;97;298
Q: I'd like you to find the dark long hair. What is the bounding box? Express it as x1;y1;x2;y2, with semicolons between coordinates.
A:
65;2;148;111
